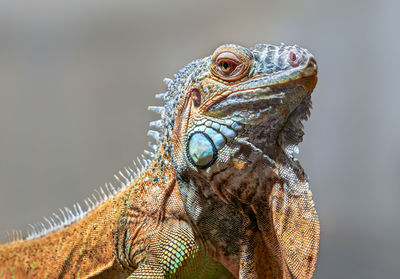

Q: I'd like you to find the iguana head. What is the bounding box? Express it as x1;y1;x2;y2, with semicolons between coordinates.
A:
156;43;317;200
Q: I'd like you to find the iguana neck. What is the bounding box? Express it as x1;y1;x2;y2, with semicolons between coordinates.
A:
0;185;129;277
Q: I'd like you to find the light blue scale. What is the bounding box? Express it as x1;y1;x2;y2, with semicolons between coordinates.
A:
211;123;220;130
187;120;242;168
205;128;225;149
187;132;215;168
219;125;236;139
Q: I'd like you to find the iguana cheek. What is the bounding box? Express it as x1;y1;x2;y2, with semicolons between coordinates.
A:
187;132;217;168
185;119;243;169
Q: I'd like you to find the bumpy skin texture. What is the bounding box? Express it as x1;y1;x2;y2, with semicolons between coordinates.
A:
0;43;319;278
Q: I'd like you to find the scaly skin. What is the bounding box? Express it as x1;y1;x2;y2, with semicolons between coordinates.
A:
0;43;319;278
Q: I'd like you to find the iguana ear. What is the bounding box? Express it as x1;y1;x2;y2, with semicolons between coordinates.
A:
269;182;320;279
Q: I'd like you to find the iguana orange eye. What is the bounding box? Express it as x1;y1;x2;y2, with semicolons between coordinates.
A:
211;45;252;82
217;59;238;75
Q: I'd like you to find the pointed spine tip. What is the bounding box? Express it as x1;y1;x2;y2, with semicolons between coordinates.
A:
144;149;155;158
149;119;163;130
163;78;172;85
148;142;158;152
147;130;161;142
148;106;165;115
155;92;167;100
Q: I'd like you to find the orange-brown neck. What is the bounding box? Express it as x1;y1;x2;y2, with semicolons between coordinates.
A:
0;149;181;278
0;189;130;278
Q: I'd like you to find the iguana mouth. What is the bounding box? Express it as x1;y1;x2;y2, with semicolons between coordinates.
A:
205;86;283;116
221;75;317;159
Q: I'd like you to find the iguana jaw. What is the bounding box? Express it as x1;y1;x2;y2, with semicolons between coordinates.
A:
203;73;317;158
278;86;314;160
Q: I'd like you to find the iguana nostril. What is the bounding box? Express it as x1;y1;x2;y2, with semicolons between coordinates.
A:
289;51;300;67
290;52;297;62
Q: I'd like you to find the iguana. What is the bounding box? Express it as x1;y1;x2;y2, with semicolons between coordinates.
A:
0;43;320;278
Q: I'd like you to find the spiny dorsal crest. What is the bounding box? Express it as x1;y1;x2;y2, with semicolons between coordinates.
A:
8;70;184;242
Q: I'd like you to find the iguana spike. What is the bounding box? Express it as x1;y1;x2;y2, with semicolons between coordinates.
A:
127;166;136;178
141;154;150;167
148;106;165;115
61;208;69;220
124;167;132;176
148;141;158;152
73;204;79;216
163;77;172;86
132;160;140;175
149;119;163;130
84;199;91;211
40;222;46;231
77;203;83;215
124;168;133;181
155;92;167;100
108;182;117;195
64;207;71;219
87;198;95;209
114;174;125;187
32;224;39;236
148;130;161;142
50;218;57;228
43;217;52;228
144;149;155;158
53;213;63;224
137;157;146;172
91;194;99;205
28;224;36;238
104;183;111;196
65;207;74;219
100;186;108;201
94;189;103;202
109;182;118;194
49;217;56;227
117;171;129;184
59;208;67;222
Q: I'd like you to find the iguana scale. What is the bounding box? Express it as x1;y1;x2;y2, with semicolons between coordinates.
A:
0;43;320;278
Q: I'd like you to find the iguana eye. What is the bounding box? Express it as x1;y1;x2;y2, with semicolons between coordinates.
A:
217;59;238;75
211;45;252;82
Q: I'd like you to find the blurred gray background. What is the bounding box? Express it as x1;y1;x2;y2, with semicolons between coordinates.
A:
0;0;399;278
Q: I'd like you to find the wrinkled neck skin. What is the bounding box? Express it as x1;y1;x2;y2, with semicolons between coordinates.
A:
176;134;307;277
